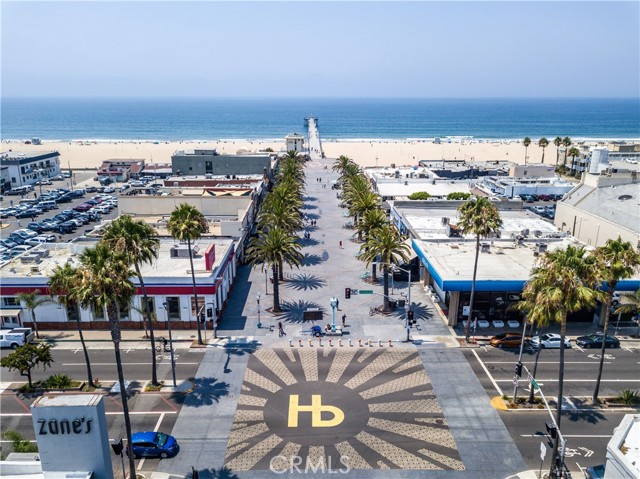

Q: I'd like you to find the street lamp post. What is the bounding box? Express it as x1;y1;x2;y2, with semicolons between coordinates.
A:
257;293;261;328
330;297;338;332
162;302;177;387
512;319;530;402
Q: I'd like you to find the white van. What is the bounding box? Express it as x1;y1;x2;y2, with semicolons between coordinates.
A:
0;328;34;349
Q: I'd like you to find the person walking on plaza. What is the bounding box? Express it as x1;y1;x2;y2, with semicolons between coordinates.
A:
339;240;342;248
342;314;346;328
278;321;286;337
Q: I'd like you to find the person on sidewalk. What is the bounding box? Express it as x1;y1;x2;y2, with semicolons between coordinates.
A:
342;314;346;327
339;240;342;248
278;321;286;338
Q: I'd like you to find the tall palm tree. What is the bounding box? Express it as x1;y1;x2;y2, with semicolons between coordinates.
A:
538;137;549;164
76;244;137;479
48;263;95;388
359;224;410;311
562;136;572;168
567;147;580;175
246;227;303;312
168;203;208;345
591;237;640;403
101;215;161;385
457;197;503;341
523;137;531;164
332;155;354;175
553;137;563;167
528;245;599;478
17;290;50;339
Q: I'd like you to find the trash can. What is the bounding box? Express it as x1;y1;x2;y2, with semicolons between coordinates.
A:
389;300;398;309
398;299;406;308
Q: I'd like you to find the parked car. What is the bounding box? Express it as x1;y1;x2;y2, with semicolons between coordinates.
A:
25;236;54;246
530;333;571;349
51;175;64;181
12;229;38;239
103;186;115;193
73;203;92;212
575;333;620;349
128;431;179;459
490;332;525;348
10;245;33;255
85;186;98;193
0;239;18;249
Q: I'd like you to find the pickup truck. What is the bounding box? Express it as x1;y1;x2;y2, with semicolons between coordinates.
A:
0;328;35;349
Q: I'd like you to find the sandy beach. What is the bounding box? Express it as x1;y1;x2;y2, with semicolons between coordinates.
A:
1;138;600;170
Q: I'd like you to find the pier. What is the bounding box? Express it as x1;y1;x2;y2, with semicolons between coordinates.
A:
305;116;323;161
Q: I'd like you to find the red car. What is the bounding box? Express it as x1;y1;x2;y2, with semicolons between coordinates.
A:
73;203;92;212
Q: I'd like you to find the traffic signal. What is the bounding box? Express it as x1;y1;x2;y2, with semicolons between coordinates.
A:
407;310;414;321
545;421;558;439
515;362;523;377
345;287;351;299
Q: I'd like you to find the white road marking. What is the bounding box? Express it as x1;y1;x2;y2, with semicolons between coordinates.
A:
61;362;197;366
471;349;503;396
482;361;611;364
1;411;176;417
137;412;165;470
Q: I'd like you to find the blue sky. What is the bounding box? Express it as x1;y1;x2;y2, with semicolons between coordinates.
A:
2;1;638;98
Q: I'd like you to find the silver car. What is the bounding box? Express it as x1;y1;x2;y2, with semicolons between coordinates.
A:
530;333;571;349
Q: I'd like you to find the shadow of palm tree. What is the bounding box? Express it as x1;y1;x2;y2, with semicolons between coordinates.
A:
171;377;230;407
299;237;321;247
279;299;325;324
305;212;320;220
305;196;317;202
222;339;260;373
189;466;239;479
284;273;326;291
300;253;323;266
565;400;607;424
301;204;317;210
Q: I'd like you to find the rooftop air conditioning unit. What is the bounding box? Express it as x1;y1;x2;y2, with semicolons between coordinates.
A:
481;243;490;253
521;229;530;237
441;217;449;225
536;243;548;254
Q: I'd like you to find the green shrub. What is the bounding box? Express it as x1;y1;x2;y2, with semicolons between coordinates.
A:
446;192;471;200
615;389;640;405
408;191;431;200
2;429;38;453
43;373;77;389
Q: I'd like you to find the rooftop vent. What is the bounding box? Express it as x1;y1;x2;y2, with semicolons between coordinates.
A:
535;243;548;254
441;217;449;225
170;243;199;258
481;243;491;253
618;194;633;201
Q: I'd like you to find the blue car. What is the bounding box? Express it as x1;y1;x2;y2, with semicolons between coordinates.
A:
129;431;179;459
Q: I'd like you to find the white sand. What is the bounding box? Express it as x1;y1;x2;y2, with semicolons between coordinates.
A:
2;138;578;170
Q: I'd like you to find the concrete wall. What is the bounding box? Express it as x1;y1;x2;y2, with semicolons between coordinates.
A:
119;195;253;217
172;154;272;177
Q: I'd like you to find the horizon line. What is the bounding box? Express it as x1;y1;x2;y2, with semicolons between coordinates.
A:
3;96;640;101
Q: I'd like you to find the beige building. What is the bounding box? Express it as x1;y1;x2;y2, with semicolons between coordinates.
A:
554;171;639;248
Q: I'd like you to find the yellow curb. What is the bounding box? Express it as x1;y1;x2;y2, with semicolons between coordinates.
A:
491;396;509;411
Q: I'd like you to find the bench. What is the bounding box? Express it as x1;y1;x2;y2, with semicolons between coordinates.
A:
325;328;344;336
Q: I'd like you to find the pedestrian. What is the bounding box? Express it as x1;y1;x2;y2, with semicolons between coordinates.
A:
339;240;342;248
278;321;285;337
342;314;346;327
336;299;340;310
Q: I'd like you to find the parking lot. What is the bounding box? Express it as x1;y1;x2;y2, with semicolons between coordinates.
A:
0;172;122;260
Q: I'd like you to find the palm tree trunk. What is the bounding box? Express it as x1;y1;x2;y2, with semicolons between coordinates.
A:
272;263;281;312
372;263;377;281
136;263;158;386
464;235;481;342
108;305;136;479
187;238;203;345
30;311;40;339
593;286;615;403
75;315;94;387
279;259;284;281
382;265;390;311
541;148;545;164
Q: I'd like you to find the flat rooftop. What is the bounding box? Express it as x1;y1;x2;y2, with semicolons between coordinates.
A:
400;206;559;240
0;239;233;281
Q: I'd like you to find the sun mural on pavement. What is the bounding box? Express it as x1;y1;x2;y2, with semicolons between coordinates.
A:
224;348;464;471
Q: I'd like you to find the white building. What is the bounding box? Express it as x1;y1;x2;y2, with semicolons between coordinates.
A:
285;133;305;153
0;151;61;191
0;239;237;331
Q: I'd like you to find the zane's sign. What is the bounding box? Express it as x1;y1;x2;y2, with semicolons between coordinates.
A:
204;244;216;270
37;416;93;435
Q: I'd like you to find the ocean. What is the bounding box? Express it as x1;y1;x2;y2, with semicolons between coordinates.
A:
1;97;639;141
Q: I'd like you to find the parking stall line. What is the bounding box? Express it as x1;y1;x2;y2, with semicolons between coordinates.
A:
137;412;165;471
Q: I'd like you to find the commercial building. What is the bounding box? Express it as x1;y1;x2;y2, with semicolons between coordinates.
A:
0;239;236;331
390;200;639;326
0;151;61;192
605;414;640;479
555;169;639;248
96;159;145;183
171;149;274;178
285;133;305;153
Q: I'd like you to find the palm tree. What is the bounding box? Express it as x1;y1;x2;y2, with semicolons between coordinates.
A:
101;215;161;385
76;244;137;479
527;245;599;479
567;147;580;175
591;238;640;403
48;263;95;388
16;290;50;339
562;136;572;168
538;137;549;163
553;136;563;167
167;203;208;345
457;197;503;341
359;224;410;311
246;227;303;312
523;137;531;164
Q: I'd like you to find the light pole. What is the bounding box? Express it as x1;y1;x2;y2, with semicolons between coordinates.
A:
512;319;530;403
265;269;269;295
391;265;412;342
162;302;177;387
257;293;261;328
330;297;338;332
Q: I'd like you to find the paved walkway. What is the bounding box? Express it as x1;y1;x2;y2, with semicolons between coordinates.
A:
150;155;531;478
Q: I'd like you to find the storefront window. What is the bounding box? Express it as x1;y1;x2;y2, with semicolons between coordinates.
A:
191;297;205;319
166;297;180;321
92;304;106;321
